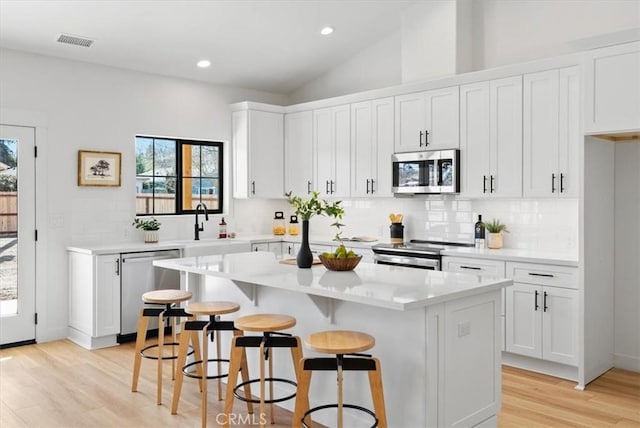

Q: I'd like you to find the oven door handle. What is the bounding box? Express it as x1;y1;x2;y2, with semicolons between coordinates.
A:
373;254;440;269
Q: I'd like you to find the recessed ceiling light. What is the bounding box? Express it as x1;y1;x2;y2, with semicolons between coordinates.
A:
197;60;211;68
320;26;334;36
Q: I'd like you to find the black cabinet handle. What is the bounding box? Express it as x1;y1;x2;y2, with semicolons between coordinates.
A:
419;130;424;147
425;130;429;146
460;265;481;270
251;181;256;195
307;181;312;194
552;173;556;193
543;291;548;312
490;175;495;193
534;290;539;311
115;258;120;276
366;179;370;194
483;175;487;193
560;173;565;193
528;272;554;278
370;179;375;194
330;180;335;194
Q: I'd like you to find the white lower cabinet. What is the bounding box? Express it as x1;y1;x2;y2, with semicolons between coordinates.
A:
68;252;120;349
251;242;283;257
505;262;578;366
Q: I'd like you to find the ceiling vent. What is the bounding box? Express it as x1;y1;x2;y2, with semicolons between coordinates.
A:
57;34;94;48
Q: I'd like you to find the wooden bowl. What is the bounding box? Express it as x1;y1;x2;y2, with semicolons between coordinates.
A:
318;254;362;271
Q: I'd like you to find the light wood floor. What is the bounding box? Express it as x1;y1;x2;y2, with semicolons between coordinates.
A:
1;339;638;427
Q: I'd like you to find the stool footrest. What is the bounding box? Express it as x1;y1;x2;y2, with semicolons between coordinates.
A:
302;403;378;428
233;378;297;404
183;358;230;380
164;307;190;318
141;342;193;361
184;320;209;330
235;335;299;348
142;307;164;317
208;319;237;331
303;356;377;371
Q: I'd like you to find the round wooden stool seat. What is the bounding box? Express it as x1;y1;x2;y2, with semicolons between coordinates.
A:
234;313;296;332
305;330;375;354
186;301;240;316
142;289;192;304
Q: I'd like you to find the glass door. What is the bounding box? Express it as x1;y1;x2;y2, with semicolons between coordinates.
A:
0;125;36;346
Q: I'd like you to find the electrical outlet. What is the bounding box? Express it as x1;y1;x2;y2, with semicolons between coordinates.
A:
457;321;471;337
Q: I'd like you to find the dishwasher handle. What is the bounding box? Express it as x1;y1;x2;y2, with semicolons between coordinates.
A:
121;252;181;263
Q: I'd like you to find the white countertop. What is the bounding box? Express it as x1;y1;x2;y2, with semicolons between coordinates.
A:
441;247;578;266
154;251;511;311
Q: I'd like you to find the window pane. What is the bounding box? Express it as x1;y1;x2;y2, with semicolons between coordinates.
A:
154;185;176;214
154;139;176;178
135;137;153;175
201;145;219;176
190;145;201;176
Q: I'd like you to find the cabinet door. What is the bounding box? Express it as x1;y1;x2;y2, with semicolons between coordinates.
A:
442;256;505;277
558;66;580;198
490;76;522;197
284;111;313;196
460;81;491;197
542;287;579;365
505;283;542;358
394;92;426;153
424;86;460;150
584;41;640;134
351;101;374;197
249;110;284;198
351;98;394;198
523;70;560;198
314;105;350;197
94;255;121;337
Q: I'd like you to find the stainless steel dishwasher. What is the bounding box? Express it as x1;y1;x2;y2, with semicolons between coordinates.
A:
118;249;181;342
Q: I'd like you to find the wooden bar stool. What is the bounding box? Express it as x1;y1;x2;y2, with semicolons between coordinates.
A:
293;330;387;428
131;289;192;405
223;314;303;428
171;301;253;428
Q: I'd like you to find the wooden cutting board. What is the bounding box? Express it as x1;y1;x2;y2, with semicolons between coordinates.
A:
279;258;322;265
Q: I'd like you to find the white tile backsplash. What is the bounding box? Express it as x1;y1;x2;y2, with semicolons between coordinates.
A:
232;195;578;253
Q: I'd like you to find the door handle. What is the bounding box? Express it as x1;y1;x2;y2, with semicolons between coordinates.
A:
560;173;565;193
330;180;335;194
419;130;424;147
483;175;487;193
325;180;330;194
424;130;429;146
366;179;370;194
490;175;495;193
307;181;312;194
528;272;554;278
543;291;548;312
551;173;556;193
534;290;539;311
251;181;256;195
115;258;120;276
370;179;375;194
460;265;481;270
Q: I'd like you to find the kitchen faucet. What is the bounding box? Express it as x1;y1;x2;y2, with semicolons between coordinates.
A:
194;203;209;240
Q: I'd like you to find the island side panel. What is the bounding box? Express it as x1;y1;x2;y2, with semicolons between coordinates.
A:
438;289;502;427
197;274;430;427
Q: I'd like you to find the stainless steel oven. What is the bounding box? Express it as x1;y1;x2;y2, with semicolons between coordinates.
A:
372;240;474;270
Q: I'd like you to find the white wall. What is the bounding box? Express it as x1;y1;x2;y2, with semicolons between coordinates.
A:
287;31;402;104
0;48;288;342
614;141;640;372
472;0;640;70
289;0;639;102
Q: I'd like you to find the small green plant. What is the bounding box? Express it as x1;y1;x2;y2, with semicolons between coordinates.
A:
132;217;161;231
484;218;509;233
285;191;349;245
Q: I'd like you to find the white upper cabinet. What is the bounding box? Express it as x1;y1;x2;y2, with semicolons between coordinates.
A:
284;111;313;196
350;97;394;198
313;105;351;197
584;41;640;135
523;66;580;198
460;76;522;198
233;107;284;199
395;86;459;152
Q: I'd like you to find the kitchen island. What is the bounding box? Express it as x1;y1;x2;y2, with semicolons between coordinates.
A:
155;252;511;427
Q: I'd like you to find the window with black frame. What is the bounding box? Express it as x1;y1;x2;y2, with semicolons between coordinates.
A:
135;136;223;215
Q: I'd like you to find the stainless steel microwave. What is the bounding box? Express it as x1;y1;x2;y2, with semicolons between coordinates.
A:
392;149;460;194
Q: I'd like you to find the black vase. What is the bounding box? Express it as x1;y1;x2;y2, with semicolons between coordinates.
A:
296;220;313;268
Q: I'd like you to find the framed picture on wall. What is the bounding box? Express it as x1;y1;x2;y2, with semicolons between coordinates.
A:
78;150;121;187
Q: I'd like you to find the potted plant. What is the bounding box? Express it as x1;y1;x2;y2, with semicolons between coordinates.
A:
285;191;348;268
484;218;509;249
132;217;161;243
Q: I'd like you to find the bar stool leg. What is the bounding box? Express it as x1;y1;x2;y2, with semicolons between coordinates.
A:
223;336;243;428
337;359;344;428
171;322;192;414
368;358;388;428
289;336;303;382
292;358;312;428
131;309;149;392
216;329;223;401
259;340;266;428
190;329;204;392
200;325;209;428
157;311;165;405
171;315;177;380
235;330;254;414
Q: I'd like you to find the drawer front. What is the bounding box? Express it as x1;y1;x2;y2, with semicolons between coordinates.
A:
507;262;578;289
442;257;506;277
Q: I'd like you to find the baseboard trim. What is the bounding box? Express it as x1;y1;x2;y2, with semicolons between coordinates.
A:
613;353;640;373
